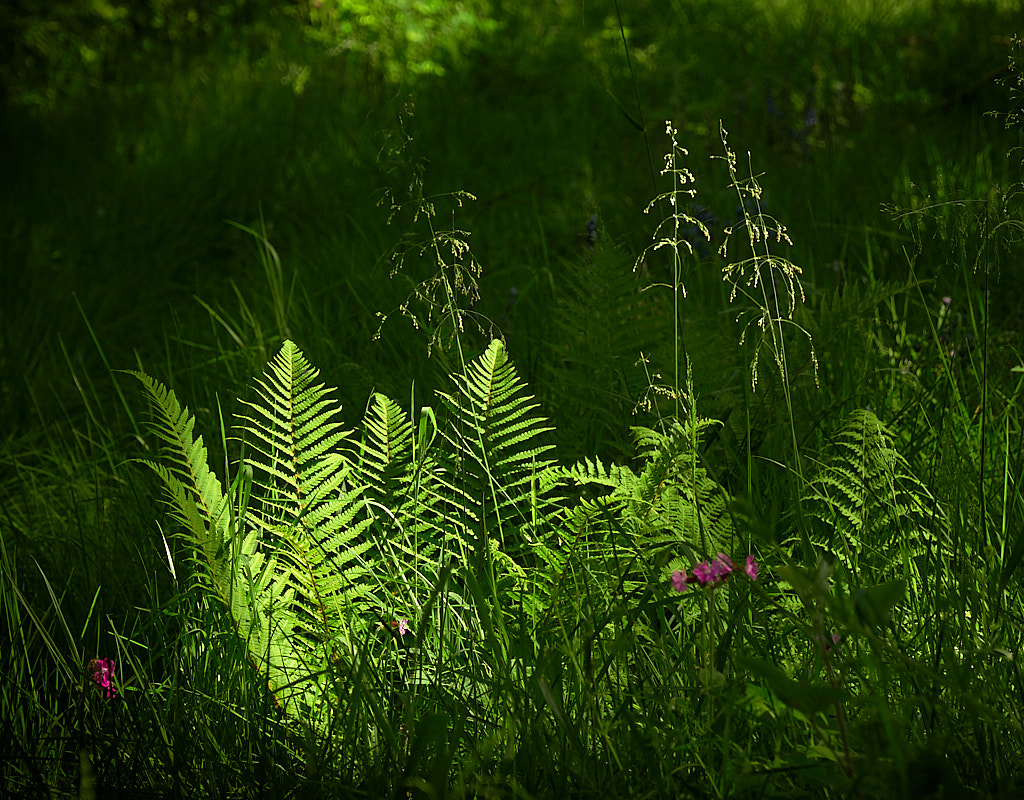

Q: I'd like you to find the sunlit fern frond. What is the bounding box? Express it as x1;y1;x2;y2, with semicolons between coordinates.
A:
355;392;448;614
357;393;447;550
136;342;382;729
236;343;380;718
131;371;303;715
130;371;234;597
359;392;416;513
239;341;353;531
559;417;733;600
436;339;556;571
804;408;948;578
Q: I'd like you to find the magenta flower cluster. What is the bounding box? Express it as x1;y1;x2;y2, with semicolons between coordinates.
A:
88;657;117;699
672;554;758;592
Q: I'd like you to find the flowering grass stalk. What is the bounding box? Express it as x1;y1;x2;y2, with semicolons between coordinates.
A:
634;121;711;417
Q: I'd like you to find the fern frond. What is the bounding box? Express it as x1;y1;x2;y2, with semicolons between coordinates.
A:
132;370;320;716
565;456;637;492
553;416;733;623
239;340;353;530
563;419;731;551
437;339;556;563
131;372;228;514
130;372;233;585
136;341;389;731
543;241;669;460
136;340;577;734
359;393;416;507
236;342;380;690
804;408;948;577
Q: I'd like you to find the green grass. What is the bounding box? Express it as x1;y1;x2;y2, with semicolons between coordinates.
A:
2;2;1024;797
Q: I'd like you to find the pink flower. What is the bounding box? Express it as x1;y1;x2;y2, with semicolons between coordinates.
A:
693;561;715;585
673;554;761;592
88;658;117;699
710;553;734;580
397;618;409;636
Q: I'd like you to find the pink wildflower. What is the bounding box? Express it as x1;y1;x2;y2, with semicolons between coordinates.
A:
693;561;715;585
674;553;761;592
88;658;117;699
397;618;409;636
710;553;734;581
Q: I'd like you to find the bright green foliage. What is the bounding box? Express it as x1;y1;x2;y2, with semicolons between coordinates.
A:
130;370;238;604
135;337;561;733
305;0;498;81
356;392;450;584
436;338;557;568
803;408;947;578
562;416;733;601
359;392;418;515
132;346;374;730
236;341;379;727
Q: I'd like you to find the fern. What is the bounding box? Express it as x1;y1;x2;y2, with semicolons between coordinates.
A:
561;417;734;602
239;343;377;613
135;343;383;730
436;339;557;573
544;240;667;460
359;392;417;515
356;392;445;611
237;343;381;727
130;371;300;717
130;373;232;578
136;338;571;732
239;341;351;526
803;408;948;579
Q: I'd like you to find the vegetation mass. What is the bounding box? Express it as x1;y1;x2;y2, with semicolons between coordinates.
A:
2;1;1024;797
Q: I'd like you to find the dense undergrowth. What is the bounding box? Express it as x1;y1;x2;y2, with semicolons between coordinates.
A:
2;1;1024;797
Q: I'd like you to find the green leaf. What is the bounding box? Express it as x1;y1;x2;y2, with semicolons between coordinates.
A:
851;579;906;630
736;654;847;718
